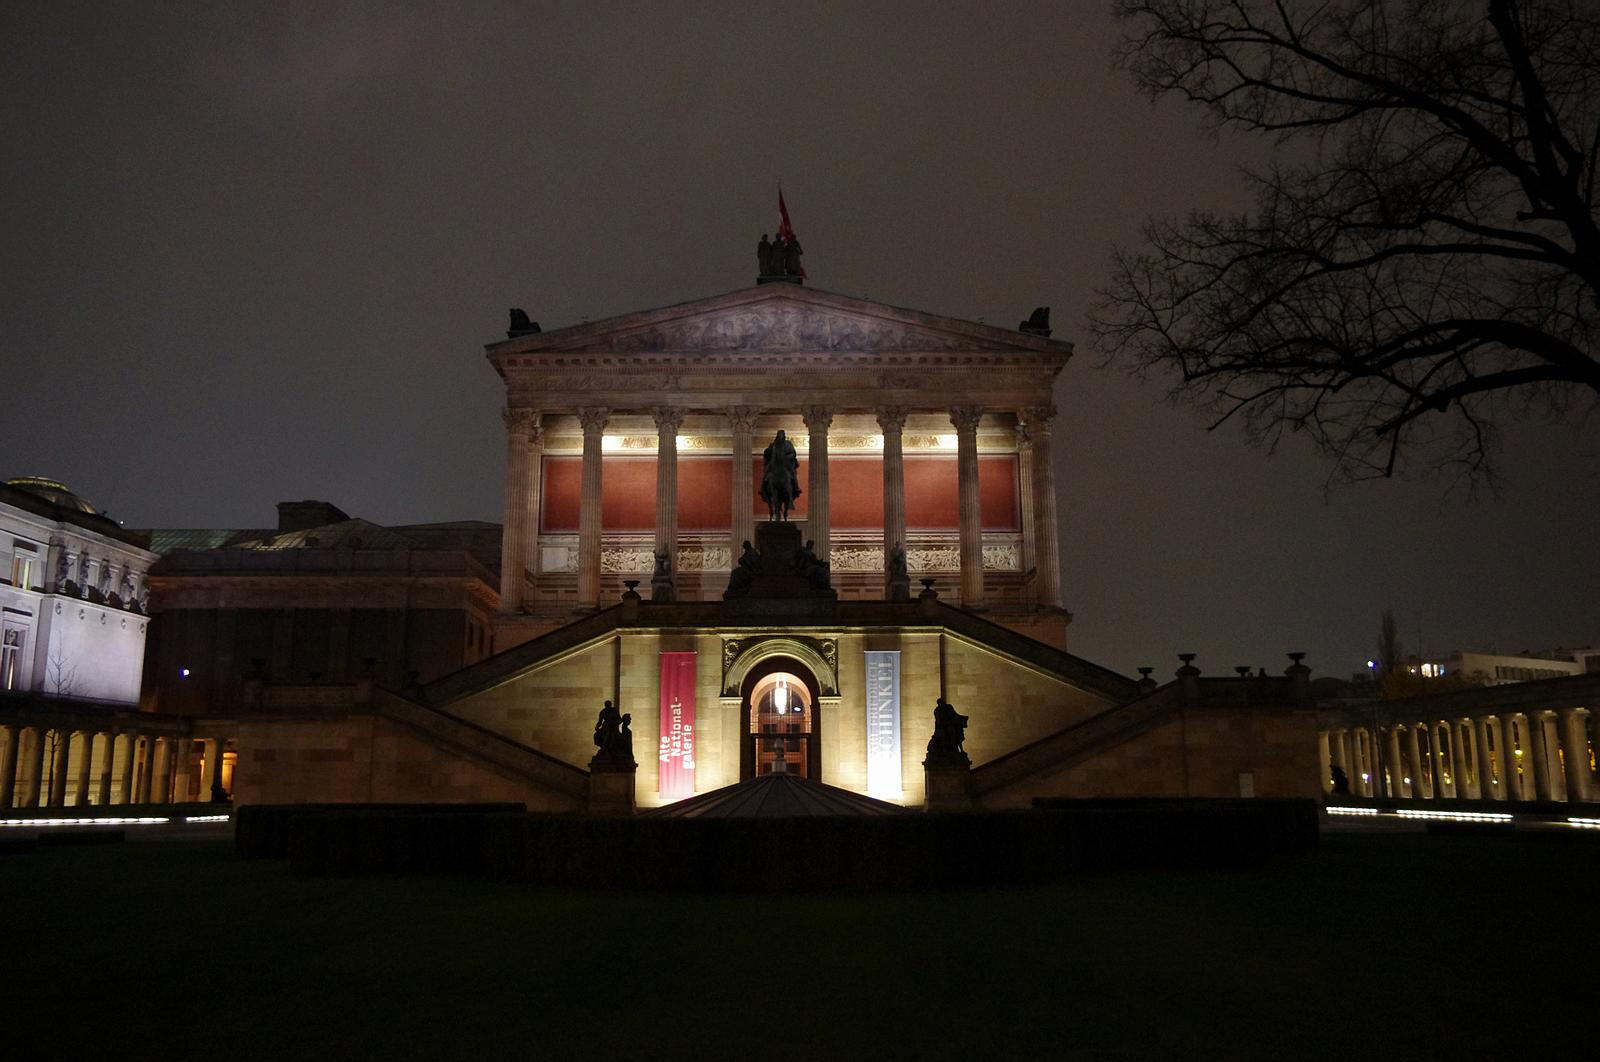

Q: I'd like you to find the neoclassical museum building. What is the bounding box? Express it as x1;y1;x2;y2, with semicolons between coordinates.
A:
4;277;1330;813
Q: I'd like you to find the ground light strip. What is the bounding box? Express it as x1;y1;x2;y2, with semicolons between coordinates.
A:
1395;809;1512;823
0;814;231;828
1325;806;1380;816
1569;817;1600;830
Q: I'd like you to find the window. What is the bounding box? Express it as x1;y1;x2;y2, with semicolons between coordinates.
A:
1;627;24;690
8;542;38;589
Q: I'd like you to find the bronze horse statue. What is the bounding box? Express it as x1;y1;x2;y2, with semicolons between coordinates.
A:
760;429;801;521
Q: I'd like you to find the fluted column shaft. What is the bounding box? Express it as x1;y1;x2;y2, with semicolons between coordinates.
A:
1016;421;1037;593
118;732;138;804
801;407;834;562
951;405;985;608
1557;708;1589;802
137;736;155;804
498;409;543;614
1385;726;1404;798
728;407;760;559
97;733;115;805
1500;716;1523;800
1474;716;1500;800
1525;712;1555;800
72;731;93;806
171;737;193;804
1022;406;1062;609
1450;720;1473;799
876;407;908;581
652;407;684;595
1407;725;1427;798
47;728;70;806
0;725;19;808
577;407;610;609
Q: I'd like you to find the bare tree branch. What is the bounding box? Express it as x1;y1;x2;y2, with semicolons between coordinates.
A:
1094;0;1600;482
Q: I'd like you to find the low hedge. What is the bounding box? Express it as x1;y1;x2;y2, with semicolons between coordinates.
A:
270;798;1319;890
234;803;524;860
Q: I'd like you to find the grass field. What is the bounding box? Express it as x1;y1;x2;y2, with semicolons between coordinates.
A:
3;829;1593;1060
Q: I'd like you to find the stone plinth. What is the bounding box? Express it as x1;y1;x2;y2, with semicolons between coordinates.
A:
588;760;637;815
723;521;837;600
922;759;974;812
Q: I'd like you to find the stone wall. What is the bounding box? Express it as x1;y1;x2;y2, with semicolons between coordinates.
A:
232;714;579;810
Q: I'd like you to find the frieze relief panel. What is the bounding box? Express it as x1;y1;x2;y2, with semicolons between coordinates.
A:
600;306;983;355
541;536;1021;575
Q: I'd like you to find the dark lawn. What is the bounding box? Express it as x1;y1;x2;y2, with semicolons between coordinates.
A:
2;830;1592;1060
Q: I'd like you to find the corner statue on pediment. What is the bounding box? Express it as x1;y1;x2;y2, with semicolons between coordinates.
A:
760;429;801;521
508;308;540;338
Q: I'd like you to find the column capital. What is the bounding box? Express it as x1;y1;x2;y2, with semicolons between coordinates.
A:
502;407;541;435
651;406;686;435
874;406;909;433
577;406;612;435
800;405;834;433
949;405;984;433
727;405;761;434
1020;405;1057;433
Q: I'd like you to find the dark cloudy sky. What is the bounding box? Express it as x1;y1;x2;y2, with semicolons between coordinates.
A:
4;1;1596;677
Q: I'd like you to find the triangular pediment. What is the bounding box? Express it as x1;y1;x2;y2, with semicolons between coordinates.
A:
488;286;1071;358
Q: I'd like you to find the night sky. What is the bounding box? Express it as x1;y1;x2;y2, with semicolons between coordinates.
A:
4;2;1595;678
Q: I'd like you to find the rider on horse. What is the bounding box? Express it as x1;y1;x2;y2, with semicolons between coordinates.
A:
760;429;802;521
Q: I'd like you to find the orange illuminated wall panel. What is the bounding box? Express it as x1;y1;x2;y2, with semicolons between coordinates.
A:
541;454;1016;532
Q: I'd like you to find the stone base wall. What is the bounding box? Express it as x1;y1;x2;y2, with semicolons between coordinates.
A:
231;715;581;810
978;707;1323;808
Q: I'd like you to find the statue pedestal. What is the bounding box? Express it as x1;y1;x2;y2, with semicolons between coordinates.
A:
922;758;974;812
587;758;637;815
650;573;674;603
724;521;837;600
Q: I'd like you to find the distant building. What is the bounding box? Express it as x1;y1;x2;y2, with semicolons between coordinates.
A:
0;477;156;703
140;500;502;716
1413;648;1596;686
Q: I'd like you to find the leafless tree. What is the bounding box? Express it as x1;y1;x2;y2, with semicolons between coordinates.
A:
1377;608;1404;678
46;644;77;697
1092;1;1600;484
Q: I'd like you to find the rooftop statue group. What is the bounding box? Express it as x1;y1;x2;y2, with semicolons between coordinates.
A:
591;699;635;766
757;233;804;278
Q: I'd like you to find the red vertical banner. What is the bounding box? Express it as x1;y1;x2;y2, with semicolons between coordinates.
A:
658;652;697;798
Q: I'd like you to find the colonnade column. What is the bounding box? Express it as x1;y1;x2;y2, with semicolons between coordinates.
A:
801;407;834;565
73;732;93;806
118;732;138;804
171;737;194;804
1450;721;1472;799
48;728;70;806
97;733;116;805
137;736;155;804
1407;726;1427;798
1500;716;1522;800
0;725;19;808
1558;708;1591;803
1385;727;1405;797
728;407;760;559
1525;712;1554;800
876;407;908;590
1335;730;1353;790
1022;406;1063;609
950;405;986;608
1317;731;1332;793
1474;717;1501;800
576;407;610;610
652;406;684;601
498;408;543;614
1432;724;1454;798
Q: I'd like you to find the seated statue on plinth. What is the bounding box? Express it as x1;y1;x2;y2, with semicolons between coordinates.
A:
925;696;970;767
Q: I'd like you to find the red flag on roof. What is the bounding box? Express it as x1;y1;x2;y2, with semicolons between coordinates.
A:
776;187;806;278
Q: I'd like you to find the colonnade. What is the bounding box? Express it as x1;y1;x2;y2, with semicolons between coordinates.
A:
1319;706;1596;804
0;725;232;809
499;404;1066;613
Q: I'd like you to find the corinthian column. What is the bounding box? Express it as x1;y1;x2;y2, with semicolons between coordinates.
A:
728;407;760;559
876;407;908;588
1022;406;1062;609
498;408;543;613
577;407;610;610
801;406;834;562
652;406;685;601
950;405;985;608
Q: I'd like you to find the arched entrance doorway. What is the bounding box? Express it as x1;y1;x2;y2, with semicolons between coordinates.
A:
739;656;823;780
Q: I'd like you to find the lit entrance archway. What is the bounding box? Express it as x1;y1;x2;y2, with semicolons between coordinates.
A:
739;657;822;781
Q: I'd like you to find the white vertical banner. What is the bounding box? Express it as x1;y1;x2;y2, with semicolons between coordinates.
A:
864;651;902;799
